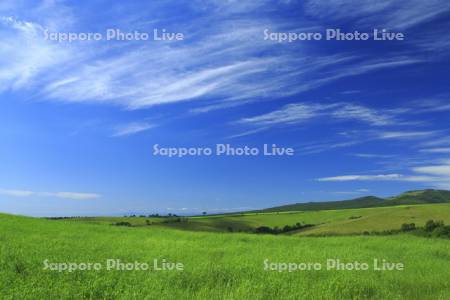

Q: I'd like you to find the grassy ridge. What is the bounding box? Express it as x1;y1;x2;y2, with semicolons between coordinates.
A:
256;189;450;213
1;213;450;299
295;203;450;235
257;196;385;212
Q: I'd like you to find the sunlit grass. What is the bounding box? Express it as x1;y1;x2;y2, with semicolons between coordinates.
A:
1;213;449;299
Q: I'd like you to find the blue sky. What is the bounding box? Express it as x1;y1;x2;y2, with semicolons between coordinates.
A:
1;0;450;216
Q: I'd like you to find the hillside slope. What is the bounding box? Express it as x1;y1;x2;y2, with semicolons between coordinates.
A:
385;189;450;205
257;196;384;212
66;203;450;236
256;189;450;213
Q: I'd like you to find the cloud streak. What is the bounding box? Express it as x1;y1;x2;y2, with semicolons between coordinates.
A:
238;102;399;127
304;0;450;30
0;189;101;200
318;160;450;188
0;1;430;113
112;122;155;137
317;174;436;182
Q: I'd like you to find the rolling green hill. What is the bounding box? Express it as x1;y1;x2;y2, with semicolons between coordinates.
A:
385;189;450;205
64;203;450;236
256;196;385;212
255;189;450;213
163;203;450;235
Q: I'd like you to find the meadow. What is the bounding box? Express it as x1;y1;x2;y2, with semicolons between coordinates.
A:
71;203;450;235
1;209;450;299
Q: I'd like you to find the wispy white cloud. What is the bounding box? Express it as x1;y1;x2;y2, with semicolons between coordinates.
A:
341;90;361;95
318;160;450;188
327;188;371;195
238;102;397;127
420;148;450;154
0;189;101;200
0;189;34;197
304;0;450;57
413;161;450;188
112;122;155;137
377;130;437;140
421;137;450;147
352;153;395;159
331;103;395;126
382;97;450;116
40;192;101;200
0;16;73;92
44;49;389;110
193;0;275;14
298;140;362;155
238;103;332;126
0;1;427;112
289;129;441;155
304;0;450;30
317;174;435;182
414;164;450;177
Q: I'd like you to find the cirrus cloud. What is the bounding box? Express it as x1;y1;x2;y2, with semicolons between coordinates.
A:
0;189;101;200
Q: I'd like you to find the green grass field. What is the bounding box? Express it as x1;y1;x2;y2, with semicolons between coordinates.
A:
72;203;450;236
1;207;450;299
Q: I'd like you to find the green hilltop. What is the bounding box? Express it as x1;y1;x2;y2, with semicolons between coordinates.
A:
254;189;450;213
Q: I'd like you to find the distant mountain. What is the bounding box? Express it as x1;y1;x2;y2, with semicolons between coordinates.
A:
258;196;385;212
385;189;450;205
255;189;450;213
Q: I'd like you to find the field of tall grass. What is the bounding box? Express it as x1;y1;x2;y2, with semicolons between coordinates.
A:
71;203;450;235
1;213;449;299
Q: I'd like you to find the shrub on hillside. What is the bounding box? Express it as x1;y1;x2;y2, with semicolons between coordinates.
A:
254;226;273;234
431;226;449;238
425;220;444;232
400;220;450;239
254;223;314;234
113;221;132;227
401;223;416;232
